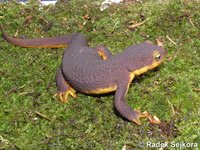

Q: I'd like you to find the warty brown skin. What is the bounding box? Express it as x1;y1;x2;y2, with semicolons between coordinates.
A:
2;30;167;125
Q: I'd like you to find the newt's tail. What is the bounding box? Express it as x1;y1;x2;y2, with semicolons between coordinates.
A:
1;26;78;48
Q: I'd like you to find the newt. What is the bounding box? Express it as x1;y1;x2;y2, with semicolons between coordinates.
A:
2;29;167;125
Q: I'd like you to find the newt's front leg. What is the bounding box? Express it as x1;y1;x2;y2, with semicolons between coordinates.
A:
114;73;161;125
55;68;77;103
95;45;112;60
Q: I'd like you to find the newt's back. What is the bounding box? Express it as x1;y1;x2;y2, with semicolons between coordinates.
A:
61;44;123;93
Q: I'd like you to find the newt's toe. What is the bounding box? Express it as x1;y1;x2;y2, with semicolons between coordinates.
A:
132;118;142;125
68;88;77;98
131;110;161;125
142;111;161;124
54;88;77;103
54;92;68;103
131;110;146;125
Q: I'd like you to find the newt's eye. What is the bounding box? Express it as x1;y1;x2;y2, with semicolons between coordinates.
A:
155;53;161;61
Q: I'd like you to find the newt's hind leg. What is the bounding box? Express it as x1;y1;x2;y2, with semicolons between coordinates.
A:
95;45;112;60
54;68;77;103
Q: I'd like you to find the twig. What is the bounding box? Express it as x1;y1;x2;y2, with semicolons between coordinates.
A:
168;100;175;116
189;17;196;28
122;145;127;150
156;38;164;47
122;143;134;150
45;5;52;13
166;35;177;46
18;91;33;96
171;105;176;116
193;88;200;92
34;111;51;121
14;29;19;37
128;20;146;30
113;20;119;29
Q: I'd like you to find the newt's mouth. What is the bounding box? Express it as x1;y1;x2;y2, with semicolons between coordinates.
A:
132;60;164;76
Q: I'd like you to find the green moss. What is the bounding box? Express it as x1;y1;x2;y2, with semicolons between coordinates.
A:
0;0;199;149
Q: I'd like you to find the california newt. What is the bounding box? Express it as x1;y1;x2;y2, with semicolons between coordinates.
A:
2;29;167;125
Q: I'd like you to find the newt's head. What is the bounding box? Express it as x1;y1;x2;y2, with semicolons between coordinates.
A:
123;42;167;75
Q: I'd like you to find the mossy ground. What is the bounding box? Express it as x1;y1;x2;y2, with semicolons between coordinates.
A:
0;0;199;149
